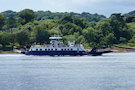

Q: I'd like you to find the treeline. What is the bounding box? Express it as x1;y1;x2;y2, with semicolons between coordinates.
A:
0;9;135;50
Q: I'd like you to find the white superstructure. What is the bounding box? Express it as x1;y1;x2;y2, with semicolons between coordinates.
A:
29;35;85;52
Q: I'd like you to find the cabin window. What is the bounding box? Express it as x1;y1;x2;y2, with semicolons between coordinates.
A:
52;44;54;47
52;41;55;43
48;49;50;51
68;49;70;51
40;49;42;51
36;49;38;51
45;49;47;51
71;49;73;51
61;49;63;51
51;49;53;51
64;49;66;51
55;49;57;51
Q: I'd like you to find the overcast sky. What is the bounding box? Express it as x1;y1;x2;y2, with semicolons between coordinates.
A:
0;0;135;17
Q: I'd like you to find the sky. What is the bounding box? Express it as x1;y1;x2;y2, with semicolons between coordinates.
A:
0;0;135;17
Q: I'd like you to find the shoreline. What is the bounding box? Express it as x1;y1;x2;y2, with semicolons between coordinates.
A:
0;50;17;54
111;48;135;52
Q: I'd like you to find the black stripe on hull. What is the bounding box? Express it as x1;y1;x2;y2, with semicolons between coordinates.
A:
25;51;87;56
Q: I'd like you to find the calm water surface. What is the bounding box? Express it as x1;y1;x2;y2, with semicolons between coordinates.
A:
0;52;135;90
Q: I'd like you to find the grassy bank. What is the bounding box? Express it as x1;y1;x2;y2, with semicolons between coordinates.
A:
112;48;135;52
0;50;16;54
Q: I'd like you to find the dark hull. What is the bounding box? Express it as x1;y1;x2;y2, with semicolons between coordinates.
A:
25;51;87;56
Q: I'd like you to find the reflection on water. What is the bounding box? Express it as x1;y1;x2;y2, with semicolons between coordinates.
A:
0;52;135;90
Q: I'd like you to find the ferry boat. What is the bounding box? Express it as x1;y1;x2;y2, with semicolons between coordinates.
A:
24;35;89;56
22;26;91;56
20;26;112;56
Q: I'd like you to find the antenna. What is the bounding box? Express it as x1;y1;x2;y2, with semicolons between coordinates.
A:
57;25;60;37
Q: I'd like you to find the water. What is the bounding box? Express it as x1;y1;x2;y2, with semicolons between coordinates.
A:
0;53;135;90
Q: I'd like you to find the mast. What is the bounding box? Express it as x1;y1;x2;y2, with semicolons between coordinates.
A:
57;25;60;37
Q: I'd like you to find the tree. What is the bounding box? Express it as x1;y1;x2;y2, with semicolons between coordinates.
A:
0;32;13;48
105;33;116;45
81;12;106;22
76;35;86;44
60;22;82;36
19;9;35;24
82;27;98;43
73;17;85;29
119;37;127;43
15;30;30;46
125;16;135;23
110;13;131;43
129;35;135;43
6;14;17;29
96;19;112;36
32;25;49;44
0;14;5;30
63;35;76;43
20;22;34;31
60;15;73;24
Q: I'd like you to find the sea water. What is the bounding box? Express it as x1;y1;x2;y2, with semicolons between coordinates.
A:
0;52;135;90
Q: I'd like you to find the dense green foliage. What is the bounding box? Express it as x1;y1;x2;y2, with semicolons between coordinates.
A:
19;9;35;24
0;9;135;50
123;11;135;23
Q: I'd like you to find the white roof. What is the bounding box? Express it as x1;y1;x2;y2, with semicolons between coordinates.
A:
49;36;62;39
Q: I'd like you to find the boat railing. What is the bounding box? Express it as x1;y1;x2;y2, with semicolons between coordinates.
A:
31;44;84;49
